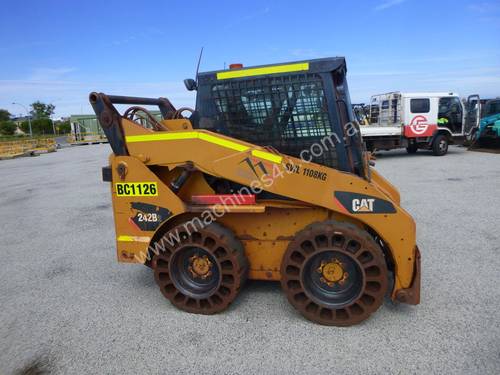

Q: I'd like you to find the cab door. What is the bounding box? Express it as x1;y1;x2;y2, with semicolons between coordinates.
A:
437;96;463;134
464;94;481;138
403;96;437;138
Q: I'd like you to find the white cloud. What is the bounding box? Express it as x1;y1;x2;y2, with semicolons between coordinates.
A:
1;78;195;117
1;65;195;117
468;2;500;13
347;66;500;103
289;49;324;58
29;67;77;81
374;0;406;11
223;7;271;29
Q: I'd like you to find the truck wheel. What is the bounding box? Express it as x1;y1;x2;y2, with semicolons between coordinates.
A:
281;221;388;326
406;142;418;154
152;223;248;314
432;134;448;156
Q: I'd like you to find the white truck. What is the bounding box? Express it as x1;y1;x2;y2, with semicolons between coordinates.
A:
359;92;480;156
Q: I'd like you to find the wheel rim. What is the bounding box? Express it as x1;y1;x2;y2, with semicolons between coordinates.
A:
301;250;363;309
169;246;221;299
281;222;388;326
439;139;447;152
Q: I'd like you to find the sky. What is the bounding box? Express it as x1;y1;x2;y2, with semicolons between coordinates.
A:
1;0;499;118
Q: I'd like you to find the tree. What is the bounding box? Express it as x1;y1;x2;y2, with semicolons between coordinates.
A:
0;121;16;135
0;109;11;122
20;118;53;135
33;118;53;134
20;121;30;134
29;101;55;119
57;120;71;134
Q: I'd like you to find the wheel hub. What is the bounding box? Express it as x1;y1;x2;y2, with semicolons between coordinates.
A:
317;258;348;287
189;255;213;279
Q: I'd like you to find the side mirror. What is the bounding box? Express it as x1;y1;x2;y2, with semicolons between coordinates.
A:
184;78;197;91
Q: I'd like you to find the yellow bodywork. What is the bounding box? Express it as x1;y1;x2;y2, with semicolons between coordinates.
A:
109;117;418;301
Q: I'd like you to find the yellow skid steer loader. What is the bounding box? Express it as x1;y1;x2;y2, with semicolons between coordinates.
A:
90;57;420;326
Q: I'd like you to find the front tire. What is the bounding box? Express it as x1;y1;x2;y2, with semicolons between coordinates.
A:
432;134;448;156
152;223;248;314
280;221;388;326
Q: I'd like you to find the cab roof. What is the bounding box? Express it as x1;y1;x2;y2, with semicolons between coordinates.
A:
196;57;347;83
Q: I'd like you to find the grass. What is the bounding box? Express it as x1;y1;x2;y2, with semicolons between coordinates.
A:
0;134;66;142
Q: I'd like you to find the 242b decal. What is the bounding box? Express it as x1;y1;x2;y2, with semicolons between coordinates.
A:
129;202;171;231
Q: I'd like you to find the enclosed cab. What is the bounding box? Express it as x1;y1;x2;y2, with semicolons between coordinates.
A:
475;98;500;145
192;58;363;171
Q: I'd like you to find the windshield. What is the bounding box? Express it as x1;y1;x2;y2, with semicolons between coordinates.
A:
484;101;500;117
210;73;339;168
212;74;331;138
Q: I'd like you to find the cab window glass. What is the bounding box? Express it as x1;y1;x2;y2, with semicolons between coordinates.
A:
485;101;500;116
410;98;430;113
210;73;338;168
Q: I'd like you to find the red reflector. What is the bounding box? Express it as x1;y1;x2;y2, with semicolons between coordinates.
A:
191;195;255;205
229;63;243;69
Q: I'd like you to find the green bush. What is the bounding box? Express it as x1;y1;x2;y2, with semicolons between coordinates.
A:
57;120;71;134
0;121;17;135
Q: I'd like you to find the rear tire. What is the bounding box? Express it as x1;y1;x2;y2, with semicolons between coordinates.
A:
406;142;418;154
432;134;448;156
280;221;388;326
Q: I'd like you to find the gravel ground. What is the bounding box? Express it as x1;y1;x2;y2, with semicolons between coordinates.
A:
0;144;499;374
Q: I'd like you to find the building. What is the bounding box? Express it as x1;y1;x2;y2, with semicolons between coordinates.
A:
69;111;162;143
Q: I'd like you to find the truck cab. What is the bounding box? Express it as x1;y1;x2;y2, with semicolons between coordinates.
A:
361;92;480;156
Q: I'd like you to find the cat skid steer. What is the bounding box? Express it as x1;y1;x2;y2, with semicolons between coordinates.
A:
90;57;420;326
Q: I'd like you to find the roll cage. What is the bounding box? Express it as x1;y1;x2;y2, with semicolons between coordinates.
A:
192;57;365;177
